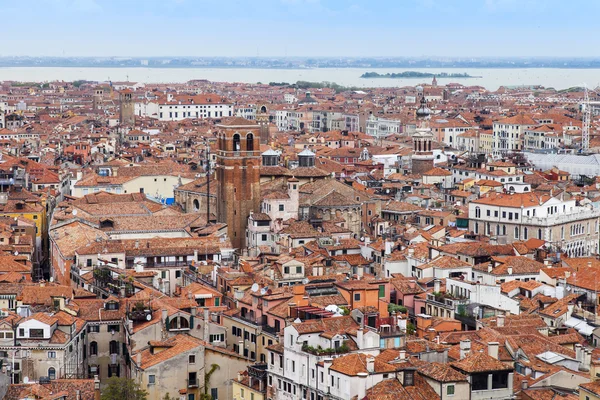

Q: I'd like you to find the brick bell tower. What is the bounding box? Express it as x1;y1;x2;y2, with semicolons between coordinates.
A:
216;118;262;250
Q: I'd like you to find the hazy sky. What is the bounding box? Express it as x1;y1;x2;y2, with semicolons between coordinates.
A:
2;0;599;57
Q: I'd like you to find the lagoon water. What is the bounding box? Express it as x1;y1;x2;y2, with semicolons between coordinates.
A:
1;67;600;91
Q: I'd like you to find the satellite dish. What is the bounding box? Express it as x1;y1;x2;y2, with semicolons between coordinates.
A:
146;314;152;321
294;318;301;323
14;251;18;256
260;288;267;295
23;376;29;384
302;278;309;285
251;283;259;292
360;237;365;242
72;209;78;216
49;277;54;282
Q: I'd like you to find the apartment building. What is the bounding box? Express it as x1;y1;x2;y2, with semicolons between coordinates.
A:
468;192;600;256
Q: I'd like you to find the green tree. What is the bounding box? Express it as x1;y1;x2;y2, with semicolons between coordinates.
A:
200;363;220;400
101;377;148;400
406;322;416;336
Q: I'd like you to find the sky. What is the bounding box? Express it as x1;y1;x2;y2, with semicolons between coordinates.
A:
1;0;599;57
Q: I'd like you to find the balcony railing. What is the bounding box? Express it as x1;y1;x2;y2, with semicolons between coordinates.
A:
187;379;198;388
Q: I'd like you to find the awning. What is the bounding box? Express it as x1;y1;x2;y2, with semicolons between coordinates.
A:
564;317;585;329
578;323;595;336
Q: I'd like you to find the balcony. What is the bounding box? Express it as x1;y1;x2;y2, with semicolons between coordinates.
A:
187;378;198;388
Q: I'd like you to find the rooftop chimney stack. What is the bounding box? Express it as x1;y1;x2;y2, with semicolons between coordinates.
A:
459;339;471;360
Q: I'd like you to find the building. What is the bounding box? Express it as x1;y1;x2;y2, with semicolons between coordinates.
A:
216;118;262;250
468;192;600;256
119;90;135;126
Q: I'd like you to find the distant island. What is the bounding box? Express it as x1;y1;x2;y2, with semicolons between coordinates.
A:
360;71;481;79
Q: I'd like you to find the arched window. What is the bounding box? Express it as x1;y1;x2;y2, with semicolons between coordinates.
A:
514;227;519;239
90;341;98;356
475;207;481;218
524;227;528;239
169;316;190;331
474;223;479;234
232;134;240;151
48;367;56;380
538;229;542;240
193;199;200;212
246;133;254;151
502;225;506;236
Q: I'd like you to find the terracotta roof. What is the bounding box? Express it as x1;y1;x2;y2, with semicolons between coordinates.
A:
451;351;513;373
418;362;468;382
136;334;204;369
329;353;396;376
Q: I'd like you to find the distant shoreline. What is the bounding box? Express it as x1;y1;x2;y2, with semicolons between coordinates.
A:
360;71;481;79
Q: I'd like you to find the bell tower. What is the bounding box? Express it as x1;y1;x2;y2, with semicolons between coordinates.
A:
93;87;104;111
119;89;135;126
216;118;262;250
256;104;270;144
411;91;435;175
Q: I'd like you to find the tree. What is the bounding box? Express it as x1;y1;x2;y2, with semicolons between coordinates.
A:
200;363;220;400
101;377;148;400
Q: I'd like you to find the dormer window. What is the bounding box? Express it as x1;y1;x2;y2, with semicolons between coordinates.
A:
403;370;414;386
105;301;119;311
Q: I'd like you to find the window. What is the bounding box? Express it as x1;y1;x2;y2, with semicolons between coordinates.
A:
48;351;56;359
492;372;509;389
109;340;119;355
210;388;218;400
30;329;44;338
149;375;155;385
447;385;455;395
354;293;361;301
88;325;99;333
279;204;284;212
189;354;196;364
403;371;414;386
90;342;98;356
378;285;385;298
107;324;120;333
48;367;56;380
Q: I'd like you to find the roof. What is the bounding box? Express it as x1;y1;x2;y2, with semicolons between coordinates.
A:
451;351;513;373
329;353;396;376
136;334;204;369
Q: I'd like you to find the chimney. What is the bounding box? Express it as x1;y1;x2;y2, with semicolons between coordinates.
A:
76;390;81;400
426;327;436;341
161;309;168;323
399;350;406;360
497;314;505;328
136;352;141;366
487;263;493;273
576;344;584;364
488;342;499;360
521;380;528;390
356;328;364;349
194;250;199;263
507;266;513;275
459;339;471;360
366;356;375;373
434;279;441;293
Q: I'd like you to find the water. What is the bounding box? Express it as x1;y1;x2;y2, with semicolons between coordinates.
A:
0;67;599;91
